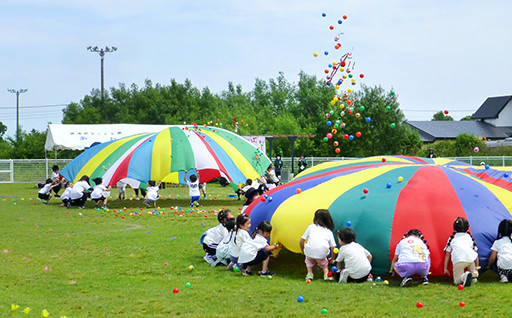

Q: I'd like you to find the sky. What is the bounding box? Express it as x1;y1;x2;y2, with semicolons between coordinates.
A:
1;0;511;137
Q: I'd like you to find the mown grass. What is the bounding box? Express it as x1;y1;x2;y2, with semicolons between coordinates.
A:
1;183;511;317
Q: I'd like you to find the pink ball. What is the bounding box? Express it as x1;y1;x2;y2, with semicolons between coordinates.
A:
326;133;333;139
474;147;479;152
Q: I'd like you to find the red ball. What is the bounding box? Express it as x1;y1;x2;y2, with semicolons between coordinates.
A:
356;132;361;138
416;302;423;308
335;148;341;154
324;69;329;74
363;188;369;194
444;110;449;115
343;15;347;19
329;25;334;30
459;301;465;307
173;288;179;294
382;158;386;162
360;74;364;78
458;284;464;290
343;134;349;139
261;197;266;202
341;61;346;67
327;272;333;277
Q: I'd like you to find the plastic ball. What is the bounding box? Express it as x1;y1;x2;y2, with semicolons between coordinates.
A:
333;141;339;146
390;123;396;128
356;132;361;138
329;25;334;30
386;105;391;110
343;15;347;19
297;296;305;303
390;90;395;95
324;69;329;74
384;280;389;285
233;266;239;272
376;276;381;282
321;308;328;314
359;106;365;111
306;279;311;284
485;164;490;170
331;266;337;272
335;148;341;154
296;188;302;194
346;220;352;226
331;128;337;135
355;113;361;118
322;13;326;17
333;248;339;254
366;117;371;123
363;188;369;194
504;173;510;178
458;284;464;290
323;137;329;142
386;183;392;188
444;110;449;115
185;282;191;288
326;120;332;126
327;272;333;277
324;51;329;56
474;147;479;152
459;301;465;307
348;135;354;140
360;74;364;78
327;133;333;139
172;288;179;294
313;52;318;57
343;134;349;139
398;176;404;182
268;196;273;202
341;123;346;128
338;19;342;24
416;302;423;308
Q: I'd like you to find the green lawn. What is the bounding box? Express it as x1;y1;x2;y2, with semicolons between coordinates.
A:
1;183;511;317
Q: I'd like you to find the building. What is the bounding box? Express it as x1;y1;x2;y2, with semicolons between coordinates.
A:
406;95;512;143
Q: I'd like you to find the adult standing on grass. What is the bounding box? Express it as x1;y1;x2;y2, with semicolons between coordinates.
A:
70;175;92;209
274;155;283;180
298;155;308;173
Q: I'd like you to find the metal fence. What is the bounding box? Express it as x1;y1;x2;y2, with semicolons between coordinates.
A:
1;156;512;183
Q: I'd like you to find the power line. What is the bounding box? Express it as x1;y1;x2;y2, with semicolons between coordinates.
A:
0;103;68;109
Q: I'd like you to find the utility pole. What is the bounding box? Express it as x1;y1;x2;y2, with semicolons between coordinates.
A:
86;46;117;97
7;88;27;140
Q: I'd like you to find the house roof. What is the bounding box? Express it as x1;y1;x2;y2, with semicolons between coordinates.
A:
406;121;512;143
472;95;512;119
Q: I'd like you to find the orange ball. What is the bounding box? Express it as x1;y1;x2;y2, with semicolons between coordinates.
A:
346;100;352;105
296;188;302;194
335;148;341;153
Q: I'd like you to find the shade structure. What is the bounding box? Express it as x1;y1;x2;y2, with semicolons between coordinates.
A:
60;125;270;188
245;156;512;276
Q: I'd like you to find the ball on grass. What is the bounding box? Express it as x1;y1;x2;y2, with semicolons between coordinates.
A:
416;302;423;308
185;282;191;288
233;266;239;272
321;308;328;314
458;284;464;290
459;301;465;307
297;296;304;302
172;288;179;294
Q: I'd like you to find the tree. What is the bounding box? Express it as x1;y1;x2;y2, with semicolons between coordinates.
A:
0;121;6;140
432;111;454;121
460;115;474;121
455;133;484;156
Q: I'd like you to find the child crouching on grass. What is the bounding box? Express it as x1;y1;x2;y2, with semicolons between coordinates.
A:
238;221;278;276
335;228;372;283
91;177;111;209
203;209;234;264
389;229;430;287
59;182;73;207
144;181;159;208
487;219;512;283
38;178;56;204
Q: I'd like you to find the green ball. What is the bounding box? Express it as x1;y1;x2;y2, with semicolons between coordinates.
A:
359;106;365;111
329;110;334;114
185;282;191;288
323;137;328;142
348;74;353;78
334;124;339;129
390;123;396;128
390;90;395;95
321;308;328;314
233;266;239;272
386;106;391;110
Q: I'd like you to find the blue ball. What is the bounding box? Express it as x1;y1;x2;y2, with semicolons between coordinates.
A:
263;194;268;198
485;164;490;170
348;135;354;140
504;173;510;178
297;296;305;302
268;196;273;202
337;80;342;85
326;121;332;126
386;183;392;188
338;20;342;24
346;220;352;227
331;266;337;272
322;13;326;17
376;276;382;282
324;51;329;55
328;64;332;68
326;82;331;86
366;117;371;123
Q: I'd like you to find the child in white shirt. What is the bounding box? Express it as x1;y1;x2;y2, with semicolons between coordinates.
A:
59;182;73;207
228;214;251;270
144;180;159;208
203;209;234;264
336;228;372;283
300;209;337;281
239;221;278;276
91;177;111;209
390;229;430;286
214;218;236;267
184;171;200;207
487;219;512;283
38;178;55;204
444;217;479;287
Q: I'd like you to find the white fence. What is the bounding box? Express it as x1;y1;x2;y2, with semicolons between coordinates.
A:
1;156;512;183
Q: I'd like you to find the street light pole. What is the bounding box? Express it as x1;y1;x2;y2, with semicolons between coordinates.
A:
86;46;117;97
7;88;27;140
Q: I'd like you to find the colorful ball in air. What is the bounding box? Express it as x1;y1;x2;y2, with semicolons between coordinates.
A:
333;141;339;147
329;25;334;30
313;52;318;57
335;148;341;154
359;106;365;111
322;13;326;17
366;117;371;123
386;105;391;110
331;266;337;272
363;188;369;194
444;110;449;115
346;220;352;226
323;137;328;142
382;158;386;162
386;183;392;188
324;69;329;74
344;134;349;139
355;113;361;118
390;123;396;128
390;90;395;95
297;296;305;303
356;132;361;138
172;288;179;294
348;135;354;140
416;302;423;308
324;51;329;55
338;19;342;24
326;120;332;126
343;15;347;19
360;73;364;78
474;147;479;152
326;133;333;139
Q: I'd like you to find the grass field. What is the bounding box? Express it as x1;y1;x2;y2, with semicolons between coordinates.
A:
1;183;511;317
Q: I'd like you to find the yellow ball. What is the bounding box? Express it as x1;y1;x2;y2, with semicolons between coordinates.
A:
335;85;340;90
340;67;345;72
340;104;345;109
188;265;194;271
384;280;389;285
313;52;318;57
330;100;336;105
333;61;338;65
398;176;404;182
351;78;356;83
333;248;339;254
347;88;352;93
342;74;347;79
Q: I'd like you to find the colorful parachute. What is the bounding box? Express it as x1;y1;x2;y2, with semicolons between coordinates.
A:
245;156;512;276
60;125;270;188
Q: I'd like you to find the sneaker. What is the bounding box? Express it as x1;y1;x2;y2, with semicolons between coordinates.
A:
500;275;509;283
420;277;429;285
339;269;350;283
226;262;235;271
400;277;413;287
203;255;215;264
324;274;334;281
102;205;108;209
462;271;472;287
243;270;252;276
305;273;314;281
259;270;275;276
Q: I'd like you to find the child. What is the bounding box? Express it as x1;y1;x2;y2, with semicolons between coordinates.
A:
116;180;127;200
265;165;279;190
70;175;92;209
487;219;512;283
144;181;159;208
300;209;337;281
228;214;251;270
200;183;207;200
336;228;372;283
51;165;63;197
241;187;261;214
184;171;200;207
444;217;479;287
238;221;278;276
91;177;111;209
236;179;253;200
389;229;430;287
38;178;55;204
203;209;234;264
214;218;237;267
59;182;73;207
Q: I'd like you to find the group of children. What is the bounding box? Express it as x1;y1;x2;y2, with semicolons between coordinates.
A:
202;209;512;286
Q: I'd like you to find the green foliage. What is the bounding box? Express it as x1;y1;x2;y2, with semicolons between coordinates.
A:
0;129;47;159
432;111;454;121
460;115;474;121
0;121;6;139
455;133;484;156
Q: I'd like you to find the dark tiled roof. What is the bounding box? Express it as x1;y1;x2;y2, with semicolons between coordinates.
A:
472;95;512;119
406;121;512;142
